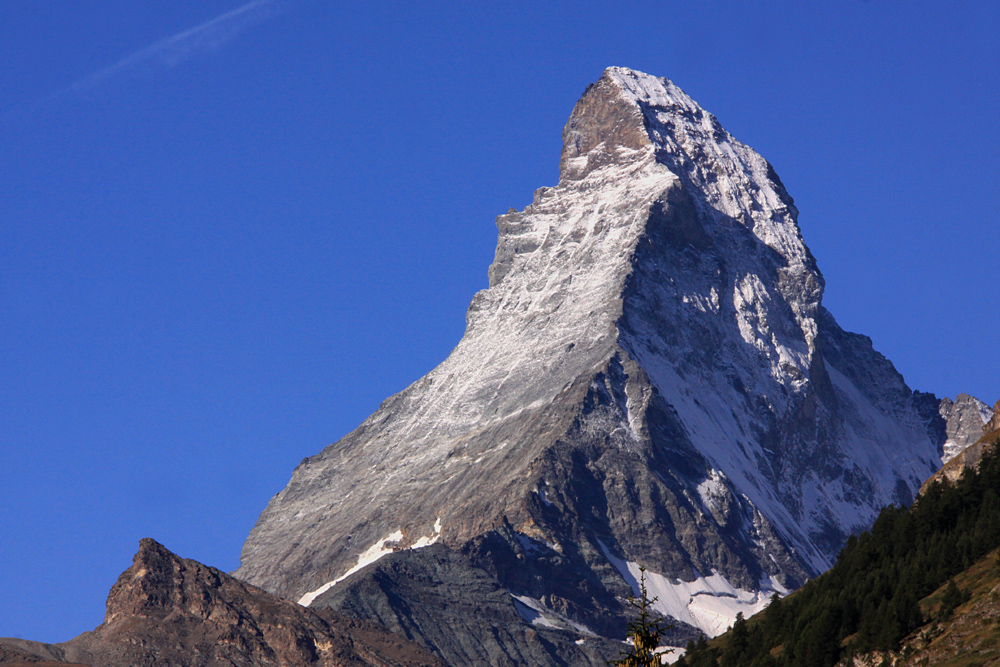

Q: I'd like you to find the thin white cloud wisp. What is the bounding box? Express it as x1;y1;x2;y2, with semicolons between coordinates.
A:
62;0;276;96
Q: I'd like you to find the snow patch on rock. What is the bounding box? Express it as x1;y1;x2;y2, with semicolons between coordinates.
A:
511;594;597;636
601;542;786;638
412;517;443;548
298;520;443;606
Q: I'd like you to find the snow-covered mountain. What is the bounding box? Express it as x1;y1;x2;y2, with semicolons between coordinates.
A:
235;67;943;663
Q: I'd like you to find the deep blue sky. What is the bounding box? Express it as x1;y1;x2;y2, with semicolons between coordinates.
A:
2;0;997;643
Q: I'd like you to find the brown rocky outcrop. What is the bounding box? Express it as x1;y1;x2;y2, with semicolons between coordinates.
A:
986;399;1000;434
1;539;442;667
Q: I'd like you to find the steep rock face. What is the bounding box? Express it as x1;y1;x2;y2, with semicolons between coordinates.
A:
236;67;943;647
938;394;994;463
2;539;442;667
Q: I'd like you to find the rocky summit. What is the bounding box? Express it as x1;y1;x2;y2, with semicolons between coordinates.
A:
0;539;443;667
235;67;945;663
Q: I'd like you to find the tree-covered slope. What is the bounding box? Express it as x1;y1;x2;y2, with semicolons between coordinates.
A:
679;437;1000;667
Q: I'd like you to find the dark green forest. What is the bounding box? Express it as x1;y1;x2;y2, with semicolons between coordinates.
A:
677;440;1000;667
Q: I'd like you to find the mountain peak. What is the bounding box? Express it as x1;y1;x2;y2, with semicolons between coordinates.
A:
558;66;711;179
236;68;942;658
604;66;700;112
558;66;816;294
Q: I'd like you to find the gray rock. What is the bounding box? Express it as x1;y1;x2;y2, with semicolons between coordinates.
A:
939;393;994;463
314;544;624;667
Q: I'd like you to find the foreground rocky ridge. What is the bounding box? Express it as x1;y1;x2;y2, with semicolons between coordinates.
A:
0;539;442;667
234;67;945;656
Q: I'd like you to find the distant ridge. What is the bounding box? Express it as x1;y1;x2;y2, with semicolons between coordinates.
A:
1;539;443;667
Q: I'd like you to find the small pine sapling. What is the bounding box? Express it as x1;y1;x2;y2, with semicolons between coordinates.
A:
609;567;673;666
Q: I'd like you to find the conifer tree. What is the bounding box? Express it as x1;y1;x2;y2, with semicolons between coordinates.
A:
610;567;672;666
938;579;968;620
719;613;749;667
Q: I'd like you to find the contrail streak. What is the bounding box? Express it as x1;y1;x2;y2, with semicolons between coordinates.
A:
61;0;277;96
